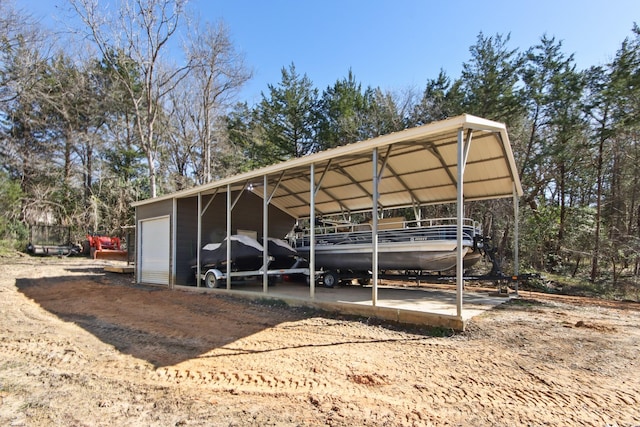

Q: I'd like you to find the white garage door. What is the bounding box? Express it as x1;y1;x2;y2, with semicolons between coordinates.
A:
139;216;170;285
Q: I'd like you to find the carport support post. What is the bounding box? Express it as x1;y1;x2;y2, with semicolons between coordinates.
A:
172;198;177;289
197;193;202;287
513;186;520;295
372;148;379;306
456;128;464;318
263;174;269;293
309;163;316;299
226;184;232;289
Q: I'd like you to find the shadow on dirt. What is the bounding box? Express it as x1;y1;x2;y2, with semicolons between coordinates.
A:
16;274;315;368
64;266;110;275
15;273;446;368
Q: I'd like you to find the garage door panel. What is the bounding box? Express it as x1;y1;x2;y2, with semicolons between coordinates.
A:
140;216;170;285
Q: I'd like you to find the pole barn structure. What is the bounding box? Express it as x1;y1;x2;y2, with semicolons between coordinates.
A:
132;114;523;330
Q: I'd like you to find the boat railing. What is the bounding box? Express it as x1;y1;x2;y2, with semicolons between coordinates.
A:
291;217;482;247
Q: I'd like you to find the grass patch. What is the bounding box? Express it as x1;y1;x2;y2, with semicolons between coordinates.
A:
359;316;457;337
505;298;545;308
0;240;23;257
542;273;639;301
515;272;639;302
19;399;50;412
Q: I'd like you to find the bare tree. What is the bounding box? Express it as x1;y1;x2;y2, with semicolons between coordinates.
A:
0;1;52;106
69;0;191;197
0;2;61;224
164;83;198;190
185;20;251;183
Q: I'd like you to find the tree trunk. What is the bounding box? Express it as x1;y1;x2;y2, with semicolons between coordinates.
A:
572;256;580;277
148;156;157;199
557;161;566;256
64;129;73;184
591;133;605;281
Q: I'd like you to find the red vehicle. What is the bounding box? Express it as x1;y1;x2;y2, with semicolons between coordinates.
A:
86;234;128;261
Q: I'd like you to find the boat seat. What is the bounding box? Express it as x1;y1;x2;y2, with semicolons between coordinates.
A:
368;217;406;230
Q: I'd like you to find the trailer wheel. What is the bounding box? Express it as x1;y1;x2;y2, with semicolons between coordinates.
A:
323;271;339;288
204;271;220;288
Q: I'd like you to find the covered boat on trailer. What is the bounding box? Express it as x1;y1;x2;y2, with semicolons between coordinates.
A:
192;235;305;288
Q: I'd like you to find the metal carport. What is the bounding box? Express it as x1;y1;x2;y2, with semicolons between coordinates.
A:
133;114;523;329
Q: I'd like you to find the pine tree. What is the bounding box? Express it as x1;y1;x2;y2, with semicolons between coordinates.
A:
257;63;321;161
317;69;370;149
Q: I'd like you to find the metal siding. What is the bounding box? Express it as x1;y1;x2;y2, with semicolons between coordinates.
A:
465;178;515;198
176;197;199;285
136;199;173;221
169;191;297;286
402;169;453;189
466;159;509;181
323;171;352;187
378;178;408;194
281;178;308;194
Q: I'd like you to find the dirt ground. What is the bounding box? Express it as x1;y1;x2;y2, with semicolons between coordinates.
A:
0;256;638;426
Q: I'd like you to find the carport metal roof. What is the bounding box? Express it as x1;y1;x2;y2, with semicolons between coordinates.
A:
133;114;523;217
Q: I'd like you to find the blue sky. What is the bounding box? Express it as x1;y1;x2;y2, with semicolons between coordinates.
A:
20;0;640;105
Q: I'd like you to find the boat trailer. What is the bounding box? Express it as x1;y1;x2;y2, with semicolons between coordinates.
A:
198;236;542;291
199;265;314;288
314;236;543;290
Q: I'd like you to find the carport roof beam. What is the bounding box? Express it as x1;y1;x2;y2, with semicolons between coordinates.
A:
201;188;219;216
266;171;286;204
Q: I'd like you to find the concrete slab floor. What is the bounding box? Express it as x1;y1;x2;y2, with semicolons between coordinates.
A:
177;280;513;330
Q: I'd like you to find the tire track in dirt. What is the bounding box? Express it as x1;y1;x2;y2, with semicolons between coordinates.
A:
0;323;345;397
0;337;90;367
145;342;638;423
153;366;332;393
0;333;156;386
370;340;640;424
